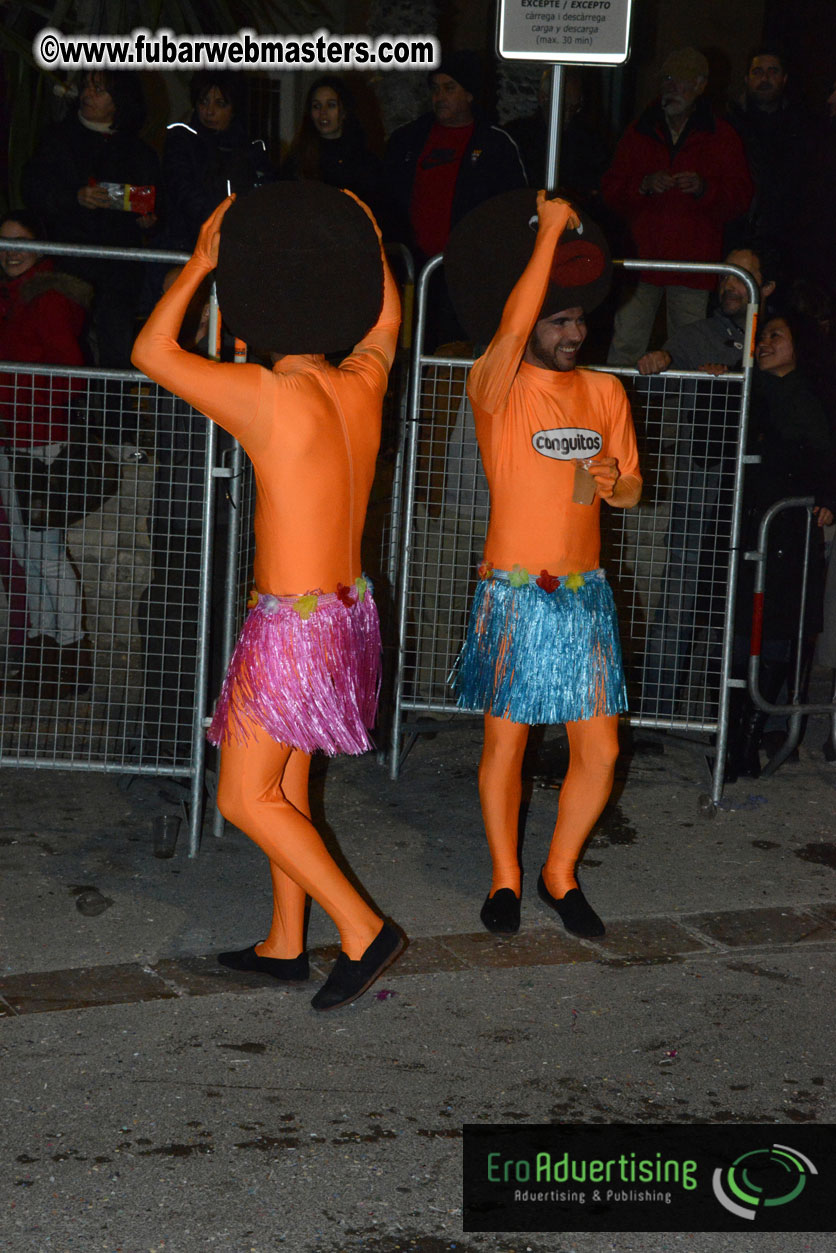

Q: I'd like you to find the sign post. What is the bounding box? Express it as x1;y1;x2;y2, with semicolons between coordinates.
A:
544;65;563;192
497;0;633;193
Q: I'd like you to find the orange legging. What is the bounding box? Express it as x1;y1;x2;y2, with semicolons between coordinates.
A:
479;711;620;898
217;711;383;960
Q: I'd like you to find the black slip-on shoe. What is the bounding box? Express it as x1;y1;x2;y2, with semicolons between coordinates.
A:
310;922;405;1011
536;869;605;938
480;888;521;935
218;945;310;982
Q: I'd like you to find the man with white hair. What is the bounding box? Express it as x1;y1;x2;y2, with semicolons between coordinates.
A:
602;48;753;365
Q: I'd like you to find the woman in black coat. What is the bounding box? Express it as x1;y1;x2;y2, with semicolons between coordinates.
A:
162;71;274;253
729;310;836;776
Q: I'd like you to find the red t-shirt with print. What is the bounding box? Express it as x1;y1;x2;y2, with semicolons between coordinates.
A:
409;122;474;259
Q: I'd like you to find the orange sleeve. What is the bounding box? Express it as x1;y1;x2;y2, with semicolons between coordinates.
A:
131;252;263;440
468;199;575;418
338;221;402;390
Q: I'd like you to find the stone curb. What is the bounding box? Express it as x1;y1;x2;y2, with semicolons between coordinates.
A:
2;901;834;1016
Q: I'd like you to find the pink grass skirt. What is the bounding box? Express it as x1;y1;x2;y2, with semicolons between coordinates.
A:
208;587;381;755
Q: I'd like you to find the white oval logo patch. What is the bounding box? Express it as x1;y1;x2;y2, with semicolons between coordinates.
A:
532;427;602;460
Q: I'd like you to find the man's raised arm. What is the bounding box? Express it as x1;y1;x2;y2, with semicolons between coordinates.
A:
468;193;578;415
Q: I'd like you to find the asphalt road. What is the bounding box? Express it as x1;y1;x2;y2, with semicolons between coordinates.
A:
2;719;835;1251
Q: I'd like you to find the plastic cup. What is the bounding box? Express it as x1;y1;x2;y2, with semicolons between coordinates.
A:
572;459;597;506
153;813;180;859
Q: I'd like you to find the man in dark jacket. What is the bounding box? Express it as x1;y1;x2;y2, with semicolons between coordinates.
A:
385;52;526;263
383;51;526;345
725;47;810;257
602;48;752;365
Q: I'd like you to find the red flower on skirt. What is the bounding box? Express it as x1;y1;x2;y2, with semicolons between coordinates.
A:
536;569;561;593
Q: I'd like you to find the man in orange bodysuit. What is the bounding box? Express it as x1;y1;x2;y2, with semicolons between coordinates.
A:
132;188;404;1010
453;193;642;938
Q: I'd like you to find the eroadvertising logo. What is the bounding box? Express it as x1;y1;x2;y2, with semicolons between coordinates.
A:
462;1124;834;1233
712;1143;817;1220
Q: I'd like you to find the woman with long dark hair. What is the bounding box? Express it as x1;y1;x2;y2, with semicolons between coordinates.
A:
282;77;382;217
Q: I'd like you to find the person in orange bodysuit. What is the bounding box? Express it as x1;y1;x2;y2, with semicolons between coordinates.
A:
132;190;404;1010
454;193;642;938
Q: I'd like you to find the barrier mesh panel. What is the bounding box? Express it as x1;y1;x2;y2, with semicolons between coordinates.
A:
0;370;212;770
606;370;741;727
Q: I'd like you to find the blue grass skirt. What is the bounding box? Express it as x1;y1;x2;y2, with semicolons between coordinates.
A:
453;567;628;724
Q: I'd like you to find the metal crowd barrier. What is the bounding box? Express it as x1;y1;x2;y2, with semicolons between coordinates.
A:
747;497;836;775
388;255;763;812
0;236;412;855
0;227;217;858
0;360;221;851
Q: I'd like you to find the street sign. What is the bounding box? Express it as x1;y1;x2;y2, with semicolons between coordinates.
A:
497;0;633;65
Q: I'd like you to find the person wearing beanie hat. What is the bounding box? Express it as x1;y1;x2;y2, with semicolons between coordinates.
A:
428;50;483;103
383;50;526;346
602;47;752;365
132;186;405;1011
451;192;642;940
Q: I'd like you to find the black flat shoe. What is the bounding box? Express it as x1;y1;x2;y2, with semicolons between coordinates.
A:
218;945;310;982
480;888;521;935
536;870;605;938
311;922;405;1011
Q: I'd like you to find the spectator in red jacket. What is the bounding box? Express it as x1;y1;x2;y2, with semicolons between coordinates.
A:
0;213;90;448
602;48;753;365
0;211;94;697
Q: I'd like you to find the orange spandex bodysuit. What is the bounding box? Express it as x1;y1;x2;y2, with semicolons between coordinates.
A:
132;197;401;962
462;197;641;905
